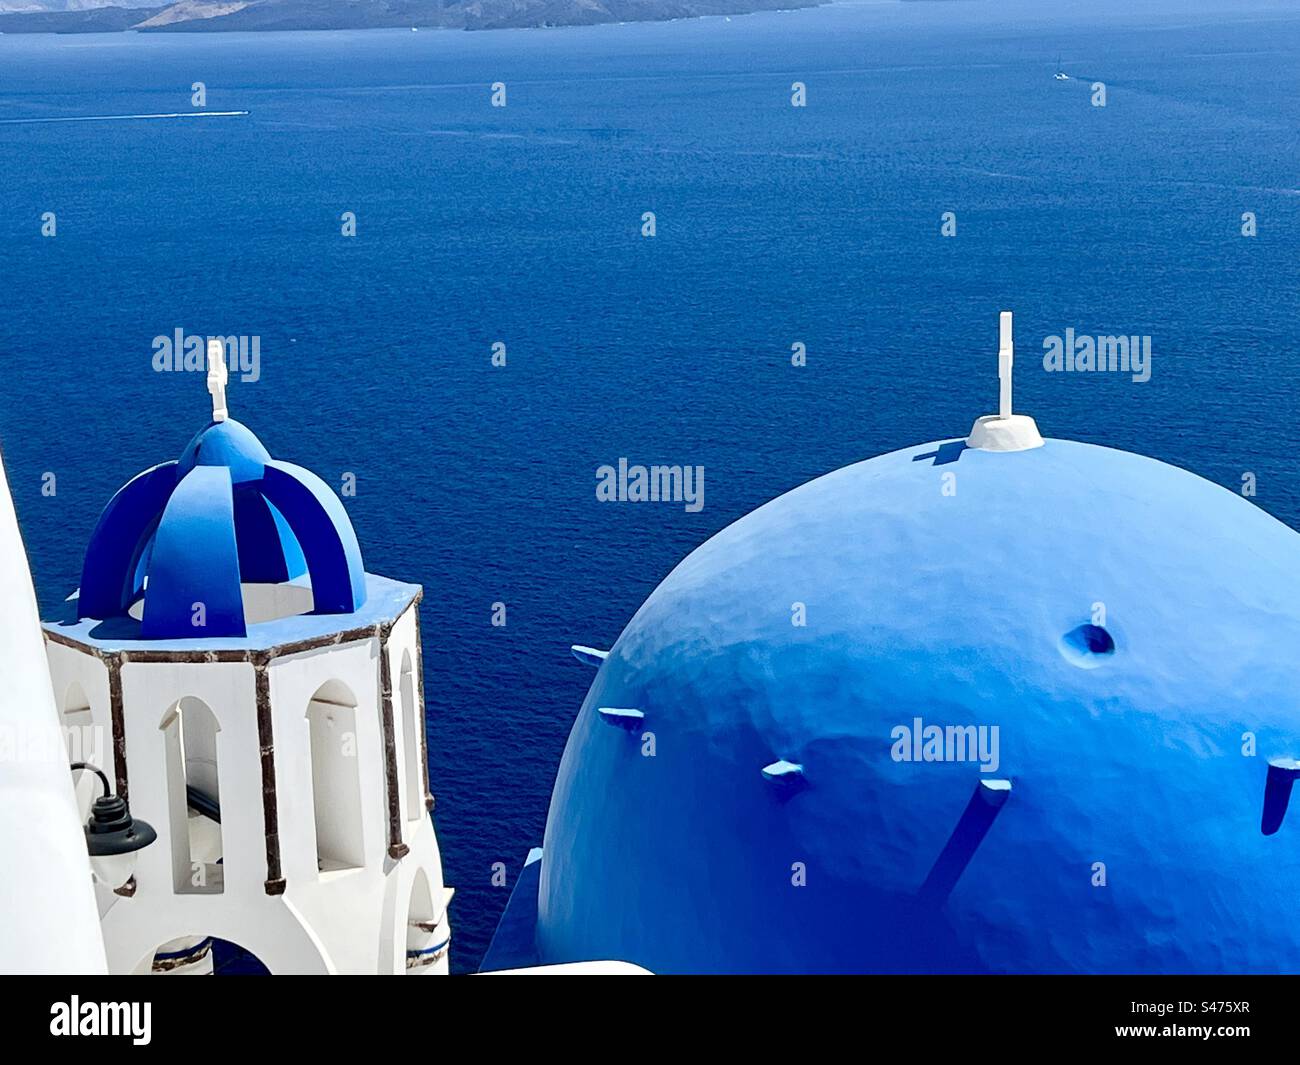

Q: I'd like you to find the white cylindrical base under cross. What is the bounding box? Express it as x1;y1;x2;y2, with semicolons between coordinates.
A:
966;414;1044;453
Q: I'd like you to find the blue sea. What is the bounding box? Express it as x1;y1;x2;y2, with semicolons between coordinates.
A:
2;0;1298;971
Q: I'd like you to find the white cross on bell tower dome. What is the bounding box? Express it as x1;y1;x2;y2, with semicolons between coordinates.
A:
206;338;229;423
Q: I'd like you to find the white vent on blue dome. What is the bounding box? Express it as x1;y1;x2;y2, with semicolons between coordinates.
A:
596;707;644;731
571;645;610;668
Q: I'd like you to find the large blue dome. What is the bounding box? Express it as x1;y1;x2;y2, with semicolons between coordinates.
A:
536;438;1300;973
77;418;366;639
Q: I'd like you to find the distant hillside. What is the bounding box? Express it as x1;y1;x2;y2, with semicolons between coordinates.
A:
0;0;824;32
0;4;165;30
0;0;155;10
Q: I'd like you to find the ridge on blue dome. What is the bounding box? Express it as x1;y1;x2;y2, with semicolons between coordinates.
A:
76;413;366;640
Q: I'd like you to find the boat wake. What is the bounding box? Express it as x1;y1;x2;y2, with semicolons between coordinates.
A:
0;111;249;126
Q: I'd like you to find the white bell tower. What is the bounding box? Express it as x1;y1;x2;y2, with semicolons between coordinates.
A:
43;360;451;974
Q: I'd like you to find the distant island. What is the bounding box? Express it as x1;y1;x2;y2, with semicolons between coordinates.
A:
0;0;827;34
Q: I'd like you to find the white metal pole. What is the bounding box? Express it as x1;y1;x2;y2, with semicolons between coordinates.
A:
998;311;1013;419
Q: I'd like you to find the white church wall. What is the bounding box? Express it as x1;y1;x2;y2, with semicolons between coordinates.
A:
386;607;426;835
0;442;106;973
42;605;450;975
379;817;450;975
108;892;336;975
44;641;112;819
268;638;391;973
380;606;450;974
97;658;335;974
119;661;259;899
268;640;381;880
307;685;366;869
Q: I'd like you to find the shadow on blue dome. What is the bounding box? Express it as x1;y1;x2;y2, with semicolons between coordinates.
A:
233;490;308;584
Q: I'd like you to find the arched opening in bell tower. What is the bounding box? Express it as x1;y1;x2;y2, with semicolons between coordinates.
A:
306;679;365;872
405;868;446;971
399;649;423;821
160;697;224;895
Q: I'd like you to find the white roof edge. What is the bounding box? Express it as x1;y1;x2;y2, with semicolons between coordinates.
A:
0;440;106;974
478;961;653;976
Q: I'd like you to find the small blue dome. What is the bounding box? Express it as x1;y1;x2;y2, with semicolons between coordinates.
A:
537;438;1300;974
78;418;366;639
177;418;272;486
